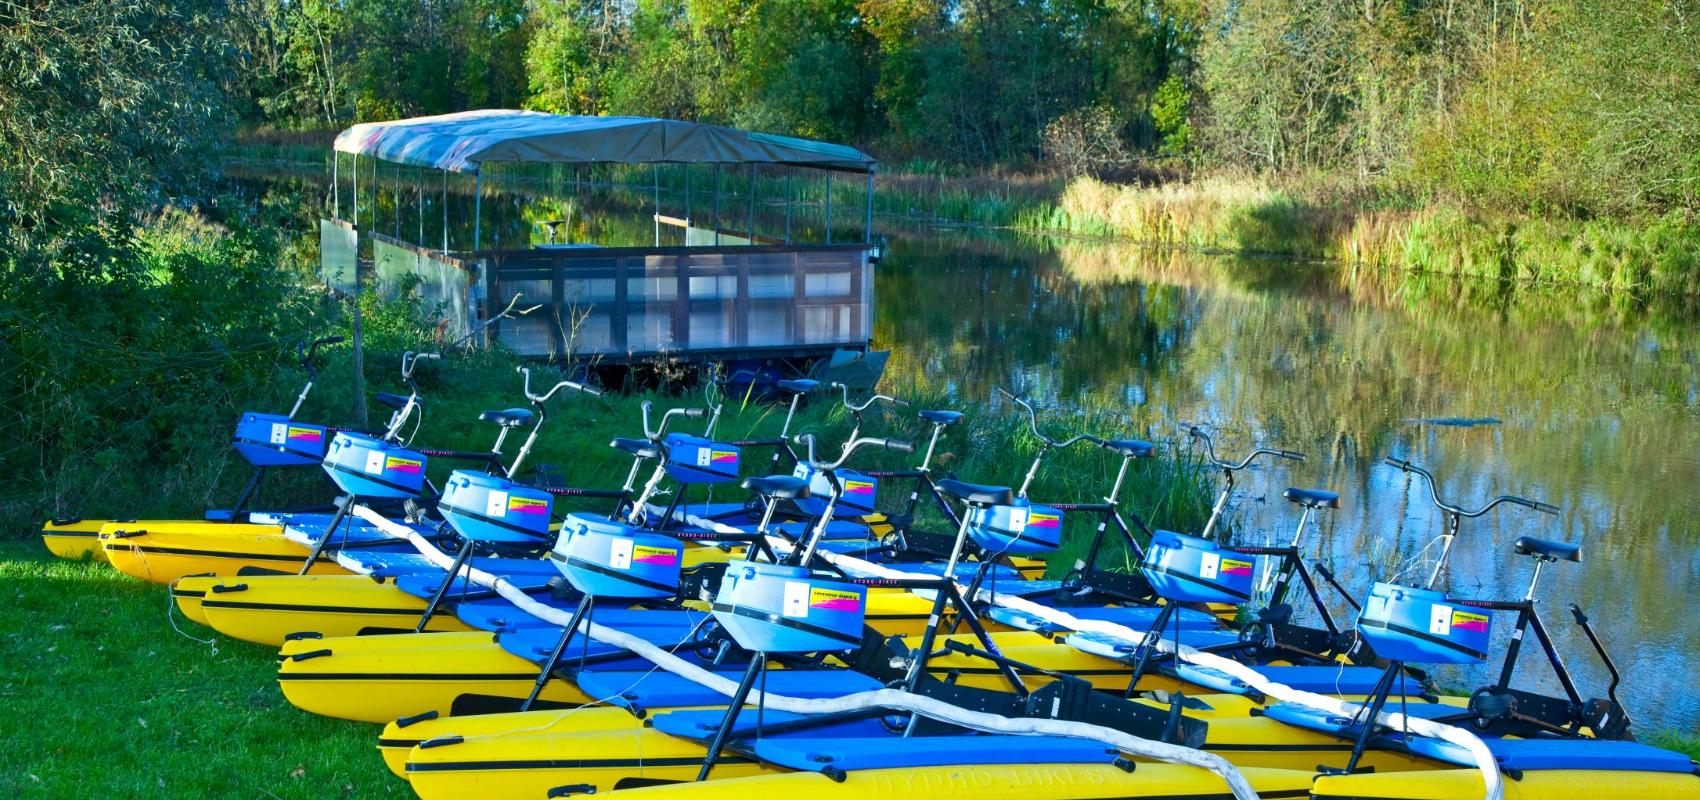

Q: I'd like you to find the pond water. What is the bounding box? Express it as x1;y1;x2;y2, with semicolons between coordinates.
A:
875;228;1700;733
249;165;1700;732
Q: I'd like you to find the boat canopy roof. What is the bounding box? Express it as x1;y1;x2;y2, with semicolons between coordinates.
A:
333;110;877;174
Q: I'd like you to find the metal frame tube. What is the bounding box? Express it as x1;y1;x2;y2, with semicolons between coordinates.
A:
747;163;756;240
653;163;661;246
472;169;482;254
824;172;833;244
332;152;340;219
865;173;873;243
352;155;359;226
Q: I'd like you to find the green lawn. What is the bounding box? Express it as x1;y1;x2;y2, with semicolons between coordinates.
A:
0;541;405;799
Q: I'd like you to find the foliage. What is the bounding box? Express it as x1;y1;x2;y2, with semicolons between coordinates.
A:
1042;105;1130;178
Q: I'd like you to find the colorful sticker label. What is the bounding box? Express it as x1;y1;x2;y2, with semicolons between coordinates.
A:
1220;558;1254;577
507;496;549;515
809;587;862;612
269;423;288;445
1429;603;1454;636
632;545;679;566
691;448;738;468
485;490;509;517
1450;610;1490;633
385;456;423;474
1026;512;1061;530
287;426;323;443
363;450;385;475
843;480;875;496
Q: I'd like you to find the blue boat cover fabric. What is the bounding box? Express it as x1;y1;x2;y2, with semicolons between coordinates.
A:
753;735;1119;773
1172;664;1420;697
987;603;1221;634
650;709;890;740
356;552;559;578
576;669;881;711
335;111;878;174
899;561;1032;584
1400;735;1699;774
495;617;705;664
1262;700;1464;735
771;520;874;541
1065;628;1245;657
453;599;709;633
391;569;555;601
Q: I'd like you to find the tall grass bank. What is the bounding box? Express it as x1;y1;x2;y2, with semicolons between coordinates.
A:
1007;176;1700;297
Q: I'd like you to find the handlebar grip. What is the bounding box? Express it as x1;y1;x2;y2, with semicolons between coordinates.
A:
578;384;603;397
1383;456;1412;470
890;397;911;408
1279;449;1306;461
1525;498;1561;515
681;408;706;418
418;353;442;360
883;440;916;454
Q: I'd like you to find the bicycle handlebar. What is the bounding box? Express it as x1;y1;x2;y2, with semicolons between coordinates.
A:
794;433;914;471
830;382;908;412
517;366;601;403
640;402;705;441
1185;423;1305;470
996;387;1098;449
298;336;344;367
400;351;440;380
1383;456;1560;518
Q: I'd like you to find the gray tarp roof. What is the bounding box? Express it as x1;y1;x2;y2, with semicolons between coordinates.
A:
333;110;877;174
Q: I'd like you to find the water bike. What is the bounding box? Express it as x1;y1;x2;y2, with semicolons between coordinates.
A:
271;430;976;722
386;435;1317;800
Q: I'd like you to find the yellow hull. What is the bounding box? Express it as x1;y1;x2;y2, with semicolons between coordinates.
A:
98;522;349;584
170;575;217;625
276;628;1059;724
378;705;651;776
1312;767;1700;799
404;720;785;797
277;630;597;723
404;722;1318;800
198;574;474;645
40;519;109;562
195;569;942;648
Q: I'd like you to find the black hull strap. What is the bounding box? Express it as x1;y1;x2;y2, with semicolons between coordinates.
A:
326;462;421;496
709;602;864;649
1145;564;1251;602
233;437;325;460
1358;618;1488;662
440;502;552;542
548;552;678;595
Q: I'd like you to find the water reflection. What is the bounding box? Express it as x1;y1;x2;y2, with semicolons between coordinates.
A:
876;229;1700;731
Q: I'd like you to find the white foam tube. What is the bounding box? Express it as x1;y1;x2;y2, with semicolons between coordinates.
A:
791;542;1505;800
349;505;1261;800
